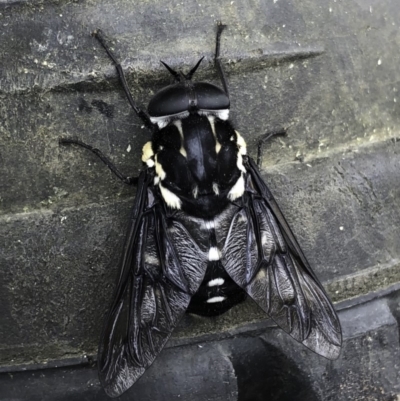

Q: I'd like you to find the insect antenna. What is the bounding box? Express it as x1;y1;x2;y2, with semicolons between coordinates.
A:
160;61;181;82
184;56;204;80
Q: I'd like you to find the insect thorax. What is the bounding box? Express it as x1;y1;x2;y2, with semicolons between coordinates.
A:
142;113;247;218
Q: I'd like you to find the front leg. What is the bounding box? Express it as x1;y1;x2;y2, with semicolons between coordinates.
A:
214;22;229;98
92;30;155;131
60;138;139;185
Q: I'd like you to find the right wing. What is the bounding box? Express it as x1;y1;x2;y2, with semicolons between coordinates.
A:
98;169;208;397
222;157;342;360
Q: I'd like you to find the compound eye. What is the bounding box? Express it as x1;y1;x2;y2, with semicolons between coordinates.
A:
195;82;230;111
148;85;189;117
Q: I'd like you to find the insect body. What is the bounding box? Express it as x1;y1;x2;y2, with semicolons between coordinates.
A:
61;24;342;398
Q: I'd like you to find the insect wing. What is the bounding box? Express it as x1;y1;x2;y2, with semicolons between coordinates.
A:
98;169;208;397
222;156;342;360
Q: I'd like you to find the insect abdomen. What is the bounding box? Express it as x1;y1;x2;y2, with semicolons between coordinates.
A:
186;227;246;316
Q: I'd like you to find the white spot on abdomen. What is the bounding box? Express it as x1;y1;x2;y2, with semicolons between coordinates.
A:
206;296;226;303
208;247;221;261
201;220;215;230
145;254;159;265
207;278;224;287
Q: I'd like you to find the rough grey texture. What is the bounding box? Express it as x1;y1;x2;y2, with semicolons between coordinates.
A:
1;0;400;398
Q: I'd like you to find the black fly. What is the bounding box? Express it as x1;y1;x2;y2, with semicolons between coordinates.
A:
60;24;342;398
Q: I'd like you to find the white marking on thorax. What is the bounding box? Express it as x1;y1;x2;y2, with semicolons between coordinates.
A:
206;115;221;154
150;111;190;129
198;109;230;121
208;247;221;261
207;278;225;287
235;131;247;155
237;153;246;173
206;296;226;303
150;109;229;129
172;119;187;157
235;131;247;173
159;183;182;209
155;155;167;180
228;174;245;201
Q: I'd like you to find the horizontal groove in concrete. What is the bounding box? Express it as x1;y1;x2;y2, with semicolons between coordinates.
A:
0;46;325;96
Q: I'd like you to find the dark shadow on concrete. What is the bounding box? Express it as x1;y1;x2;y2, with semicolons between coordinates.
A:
228;337;319;401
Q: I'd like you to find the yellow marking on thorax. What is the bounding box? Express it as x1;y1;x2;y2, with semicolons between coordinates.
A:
207;115;222;154
142;141;155;167
172;120;187;157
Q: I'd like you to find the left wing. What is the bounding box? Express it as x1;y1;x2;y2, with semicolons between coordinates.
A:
222;156;342;359
98;169;208;397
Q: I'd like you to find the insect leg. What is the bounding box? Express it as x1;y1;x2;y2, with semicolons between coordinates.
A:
59;138;138;185
92;29;155;131
256;130;287;168
214;22;229;98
